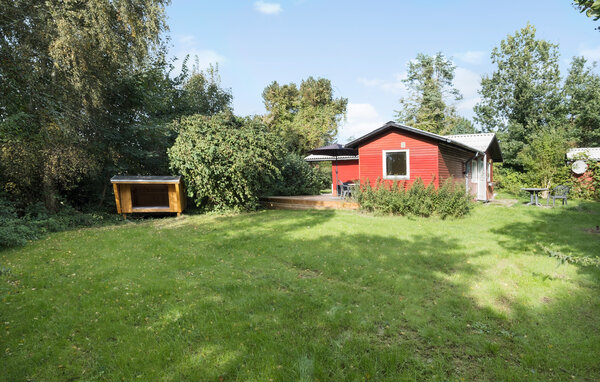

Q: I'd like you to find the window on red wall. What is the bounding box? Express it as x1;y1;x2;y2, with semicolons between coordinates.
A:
383;150;409;180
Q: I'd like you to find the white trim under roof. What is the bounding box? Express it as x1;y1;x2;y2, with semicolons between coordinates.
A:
304;154;359;162
566;148;600;161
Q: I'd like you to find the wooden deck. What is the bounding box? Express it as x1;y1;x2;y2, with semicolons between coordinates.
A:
260;194;359;210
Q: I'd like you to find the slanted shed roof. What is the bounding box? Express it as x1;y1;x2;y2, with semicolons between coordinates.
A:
567;147;600;161
304;154;359;162
345;121;503;162
445;133;503;162
110;175;181;184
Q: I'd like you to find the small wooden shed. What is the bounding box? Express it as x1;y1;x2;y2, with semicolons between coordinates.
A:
110;176;186;217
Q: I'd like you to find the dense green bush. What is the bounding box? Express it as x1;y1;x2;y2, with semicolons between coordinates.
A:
493;164;529;195
0;193;121;249
268;153;325;196
168;113;283;211
352;177;473;218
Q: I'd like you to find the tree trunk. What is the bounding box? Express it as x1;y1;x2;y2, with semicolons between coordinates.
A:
97;182;108;208
42;173;59;212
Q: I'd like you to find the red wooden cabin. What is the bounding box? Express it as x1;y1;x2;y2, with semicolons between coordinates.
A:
307;121;503;201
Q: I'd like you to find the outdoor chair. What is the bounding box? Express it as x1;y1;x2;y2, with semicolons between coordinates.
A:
547;185;570;207
338;180;352;198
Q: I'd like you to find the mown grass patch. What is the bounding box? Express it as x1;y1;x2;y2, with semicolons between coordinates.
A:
1;199;599;380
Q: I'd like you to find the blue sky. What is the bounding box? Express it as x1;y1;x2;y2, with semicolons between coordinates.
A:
165;1;600;142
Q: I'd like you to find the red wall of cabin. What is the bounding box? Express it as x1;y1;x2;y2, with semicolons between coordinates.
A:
331;160;359;195
358;130;439;188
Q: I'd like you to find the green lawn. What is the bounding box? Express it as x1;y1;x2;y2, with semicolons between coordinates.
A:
1;200;600;381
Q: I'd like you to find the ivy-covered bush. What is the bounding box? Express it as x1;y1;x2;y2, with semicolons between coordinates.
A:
352;177;473;219
564;160;600;200
267;153;326;196
168;113;283;211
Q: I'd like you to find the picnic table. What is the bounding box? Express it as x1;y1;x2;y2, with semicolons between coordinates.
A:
521;187;548;206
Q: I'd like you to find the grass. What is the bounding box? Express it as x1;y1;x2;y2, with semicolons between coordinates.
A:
1;198;600;381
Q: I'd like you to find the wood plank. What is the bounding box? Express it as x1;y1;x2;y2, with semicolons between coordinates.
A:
120;184;132;213
174;183;182;212
168;184;178;212
112;184;122;214
131;207;172;213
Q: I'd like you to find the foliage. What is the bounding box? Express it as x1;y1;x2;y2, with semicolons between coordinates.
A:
0;193;122;249
0;0;169;209
543;244;600;268
448;116;477;134
517;127;572;189
395;52;468;135
492;164;530;195
574;0;600;30
179;62;233;116
566;154;600;200
168;113;283;211
474;24;565;169
262;77;347;154
564;57;600;147
268;153;327;196
353;177;473;218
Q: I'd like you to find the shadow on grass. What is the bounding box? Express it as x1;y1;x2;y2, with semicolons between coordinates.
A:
491;202;600;281
2;209;600;380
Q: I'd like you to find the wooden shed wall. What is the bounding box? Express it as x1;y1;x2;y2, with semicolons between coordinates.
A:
438;144;471;183
112;182;185;214
358;130;439;188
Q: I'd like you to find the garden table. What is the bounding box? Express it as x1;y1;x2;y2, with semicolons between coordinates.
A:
521;187;548;206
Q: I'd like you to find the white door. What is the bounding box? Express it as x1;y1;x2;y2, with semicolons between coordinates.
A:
477;157;486;200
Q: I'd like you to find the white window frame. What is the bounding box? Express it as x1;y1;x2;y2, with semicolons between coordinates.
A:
382;149;410;180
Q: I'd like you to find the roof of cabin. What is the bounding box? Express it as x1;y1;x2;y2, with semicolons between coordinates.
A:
110;175;181;184
567;147;600;161
344;121;503;162
445;133;503;162
304;154;359;162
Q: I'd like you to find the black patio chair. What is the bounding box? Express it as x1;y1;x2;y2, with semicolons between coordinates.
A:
547;185;570;207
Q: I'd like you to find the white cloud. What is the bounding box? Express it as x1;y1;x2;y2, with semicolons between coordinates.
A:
454;50;486;65
454;67;481;114
454;68;481;99
357;77;383;87
254;1;283;15
357;72;408;95
171;35;225;74
338;103;385;143
182;49;226;68
579;46;600;62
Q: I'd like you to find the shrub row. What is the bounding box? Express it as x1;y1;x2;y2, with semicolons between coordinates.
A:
352;177;473;218
0;194;122;249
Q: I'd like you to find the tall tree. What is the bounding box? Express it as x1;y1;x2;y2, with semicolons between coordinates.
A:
262;77;347;154
0;0;169;209
395;52;464;135
179;62;233;116
474;24;565;168
563;56;600;147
